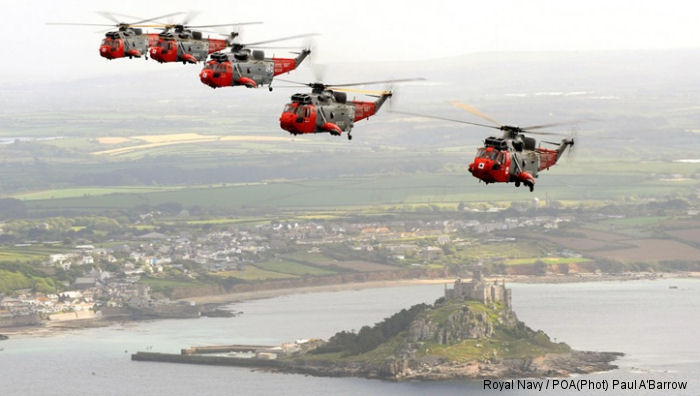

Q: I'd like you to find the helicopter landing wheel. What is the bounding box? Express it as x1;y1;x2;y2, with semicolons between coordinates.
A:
515;181;521;187
348;134;352;140
269;86;273;92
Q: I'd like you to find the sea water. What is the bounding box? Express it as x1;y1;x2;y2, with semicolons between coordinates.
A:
0;278;698;395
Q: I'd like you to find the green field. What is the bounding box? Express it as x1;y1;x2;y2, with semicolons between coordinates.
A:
14;186;181;200
212;266;296;281
504;257;592;266
16;167;697;215
0;246;66;263
256;259;336;276
138;277;206;294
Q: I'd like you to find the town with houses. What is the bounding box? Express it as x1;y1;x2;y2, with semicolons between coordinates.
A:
0;208;575;328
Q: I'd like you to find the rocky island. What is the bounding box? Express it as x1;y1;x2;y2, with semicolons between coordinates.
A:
133;272;621;380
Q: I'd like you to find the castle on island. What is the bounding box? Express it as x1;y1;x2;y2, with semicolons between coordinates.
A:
445;270;511;308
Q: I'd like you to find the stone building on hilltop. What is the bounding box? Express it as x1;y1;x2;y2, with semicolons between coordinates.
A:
445;270;511;308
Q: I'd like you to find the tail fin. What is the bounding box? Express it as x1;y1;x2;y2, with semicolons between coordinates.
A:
373;91;393;113
557;138;574;158
294;49;311;67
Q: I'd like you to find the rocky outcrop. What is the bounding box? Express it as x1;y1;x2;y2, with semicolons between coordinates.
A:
276;278;622;380
133;277;622;381
409;307;495;344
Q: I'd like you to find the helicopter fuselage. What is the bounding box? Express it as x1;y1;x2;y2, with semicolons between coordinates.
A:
100;29;159;59
199;49;310;89
468;135;573;191
150;31;227;64
279;89;390;140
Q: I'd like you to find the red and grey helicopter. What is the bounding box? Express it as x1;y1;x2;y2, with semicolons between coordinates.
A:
199;33;317;90
393;103;576;191
147;19;262;64
47;12;183;60
278;79;423;140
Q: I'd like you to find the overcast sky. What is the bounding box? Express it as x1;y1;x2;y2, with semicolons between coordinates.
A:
1;0;699;84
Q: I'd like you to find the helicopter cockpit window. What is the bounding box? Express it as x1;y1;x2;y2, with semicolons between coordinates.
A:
304;107;311;118
496;152;505;164
110;40;120;50
214;64;226;73
284;104;295;113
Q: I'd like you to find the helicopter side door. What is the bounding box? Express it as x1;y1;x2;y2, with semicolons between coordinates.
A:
261;61;275;85
327;104;353;132
521;151;540;177
294;105;317;133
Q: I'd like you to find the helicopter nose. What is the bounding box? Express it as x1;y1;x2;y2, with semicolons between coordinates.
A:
199;70;216;88
279;112;297;133
469;159;491;179
149;47;162;62
99;45;112;59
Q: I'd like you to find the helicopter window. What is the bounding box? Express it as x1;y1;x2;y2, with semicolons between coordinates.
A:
304;107;310;118
284;104;295;113
496;152;505;164
330;112;334;119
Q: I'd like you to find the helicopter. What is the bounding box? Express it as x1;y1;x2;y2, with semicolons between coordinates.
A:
147;19;262;64
278;79;423;140
393;103;576;191
199;33;317;90
47;12;183;60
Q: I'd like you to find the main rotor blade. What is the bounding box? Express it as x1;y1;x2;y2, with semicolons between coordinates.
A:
47;22;116;26
248;46;303;50
96;11;122;24
451;102;502;127
331;88;390;96
131;12;185;25
243;33;319;47
188;21;263;28
182;10;201;26
274;78;309;86
514;129;562;136
329;78;425;87
390;110;500;130
521;120;582;130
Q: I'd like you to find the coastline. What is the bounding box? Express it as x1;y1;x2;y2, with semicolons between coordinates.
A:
179;271;696;305
2;271;696;338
